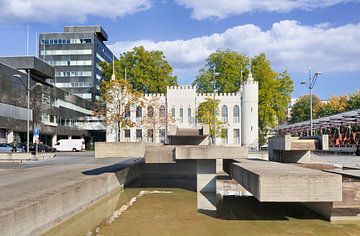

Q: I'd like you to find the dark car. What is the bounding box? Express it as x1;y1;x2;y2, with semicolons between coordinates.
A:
38;143;56;153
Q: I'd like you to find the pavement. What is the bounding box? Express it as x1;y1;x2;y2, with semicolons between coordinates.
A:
0;152;136;215
309;152;360;168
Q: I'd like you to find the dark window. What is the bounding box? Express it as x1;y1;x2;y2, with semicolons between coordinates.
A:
233;105;240;123
171;107;175;118
125;129;130;138
136;106;142;119
148;106;154;118
221;105;228;123
179;108;183;123
136;129;142;138
125;105;130;118
159;105;165;118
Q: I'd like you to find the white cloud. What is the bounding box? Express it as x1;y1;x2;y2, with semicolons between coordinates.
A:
109;20;360;82
176;0;353;20
0;0;152;24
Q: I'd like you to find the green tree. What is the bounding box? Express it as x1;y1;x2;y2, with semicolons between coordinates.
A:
192;49;249;92
252;54;294;145
197;97;225;143
193;50;294;145
347;90;360;110
100;46;177;94
318;95;348;117
290;95;323;124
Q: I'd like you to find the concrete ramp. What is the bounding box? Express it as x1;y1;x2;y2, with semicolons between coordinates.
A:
229;160;342;202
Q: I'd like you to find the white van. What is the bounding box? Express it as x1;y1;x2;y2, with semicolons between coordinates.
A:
53;139;85;152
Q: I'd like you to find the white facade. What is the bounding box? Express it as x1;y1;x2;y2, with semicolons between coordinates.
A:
106;73;258;148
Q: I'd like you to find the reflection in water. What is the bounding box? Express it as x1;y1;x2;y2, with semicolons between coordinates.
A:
44;188;360;236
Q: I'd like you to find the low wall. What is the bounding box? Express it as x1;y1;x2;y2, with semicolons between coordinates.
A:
95;142;162;158
0;153;33;162
0;162;142;236
175;145;248;160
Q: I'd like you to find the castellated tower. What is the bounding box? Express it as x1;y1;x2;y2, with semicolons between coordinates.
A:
241;72;259;150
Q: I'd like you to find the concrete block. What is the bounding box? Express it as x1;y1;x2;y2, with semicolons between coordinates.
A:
144;145;175;163
197;160;216;212
95;142;162;158
176;145;248;160
229;160;342;202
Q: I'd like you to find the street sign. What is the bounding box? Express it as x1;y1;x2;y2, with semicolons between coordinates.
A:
34;128;39;138
33;128;39;144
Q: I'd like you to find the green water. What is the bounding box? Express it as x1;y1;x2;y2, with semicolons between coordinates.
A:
44;188;360;236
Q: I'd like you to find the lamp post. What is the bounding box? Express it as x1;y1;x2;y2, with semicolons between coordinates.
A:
212;67;220;145
301;68;322;136
13;72;42;152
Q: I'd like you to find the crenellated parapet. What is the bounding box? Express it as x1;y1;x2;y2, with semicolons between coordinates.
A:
167;85;196;90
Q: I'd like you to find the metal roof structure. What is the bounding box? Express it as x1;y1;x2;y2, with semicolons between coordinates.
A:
275;109;360;134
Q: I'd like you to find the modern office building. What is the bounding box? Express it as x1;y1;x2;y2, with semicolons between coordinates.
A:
0;56;105;146
39;26;114;101
106;73;259;149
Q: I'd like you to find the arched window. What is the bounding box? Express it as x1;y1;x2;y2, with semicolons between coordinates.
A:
148;106;154;118
171;106;175;118
159;105;165;118
125;104;130;118
188;107;192;124
136;106;142;120
221;105;228;123
179;107;184;123
233;105;240;123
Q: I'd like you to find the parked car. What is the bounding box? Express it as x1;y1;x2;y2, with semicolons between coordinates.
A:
15;144;26;153
38;143;56;153
53;139;85;152
0;143;11;153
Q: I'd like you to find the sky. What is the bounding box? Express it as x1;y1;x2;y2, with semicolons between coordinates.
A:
0;0;359;99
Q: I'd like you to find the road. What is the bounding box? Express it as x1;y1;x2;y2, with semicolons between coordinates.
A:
0;151;137;169
0;152;137;218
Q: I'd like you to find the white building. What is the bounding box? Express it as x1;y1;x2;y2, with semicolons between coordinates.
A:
106;73;258;149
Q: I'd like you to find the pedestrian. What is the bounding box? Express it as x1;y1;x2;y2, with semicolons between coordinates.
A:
11;141;17;153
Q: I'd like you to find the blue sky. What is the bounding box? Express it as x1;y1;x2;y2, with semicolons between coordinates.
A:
0;0;359;99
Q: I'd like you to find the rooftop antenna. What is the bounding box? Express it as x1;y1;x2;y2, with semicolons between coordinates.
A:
35;32;38;57
26;25;29;56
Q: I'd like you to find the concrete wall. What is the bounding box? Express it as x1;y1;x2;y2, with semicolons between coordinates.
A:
175;145;248;160
0;163;142;236
137;160;197;191
229;160;342;202
95;142;162;158
144;145;175;163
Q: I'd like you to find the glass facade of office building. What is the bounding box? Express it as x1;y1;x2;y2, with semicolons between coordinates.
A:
0;56;105;146
39;26;114;101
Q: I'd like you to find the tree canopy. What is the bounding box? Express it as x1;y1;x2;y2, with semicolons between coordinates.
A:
193;50;294;145
197;97;225;143
290;95;323;124
100;46;177;94
95;79;142;142
192;49;249;93
290;90;360;124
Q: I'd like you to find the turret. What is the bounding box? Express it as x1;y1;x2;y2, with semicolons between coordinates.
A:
241;72;259;150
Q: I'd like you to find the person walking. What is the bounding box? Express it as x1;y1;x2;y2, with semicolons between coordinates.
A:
11;141;17;153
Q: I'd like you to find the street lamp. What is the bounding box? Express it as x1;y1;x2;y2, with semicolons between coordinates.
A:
13;73;42;152
300;69;322;136
213;67;220;145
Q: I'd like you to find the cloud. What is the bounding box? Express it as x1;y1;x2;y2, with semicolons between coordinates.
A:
109;20;360;82
175;0;354;20
0;0;152;24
